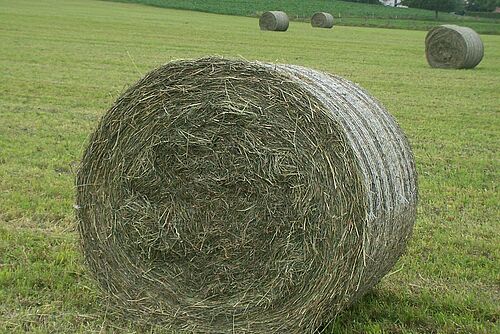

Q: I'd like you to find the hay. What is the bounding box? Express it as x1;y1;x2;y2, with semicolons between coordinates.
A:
76;57;418;333
425;25;484;69
259;11;289;31
311;12;334;28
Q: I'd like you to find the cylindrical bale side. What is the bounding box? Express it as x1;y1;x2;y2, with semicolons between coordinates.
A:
425;25;484;69
76;57;418;334
311;12;334;28
259;11;289;31
275;65;418;301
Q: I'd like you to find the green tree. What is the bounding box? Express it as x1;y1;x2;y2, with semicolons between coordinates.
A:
465;0;499;11
341;0;381;4
401;0;464;18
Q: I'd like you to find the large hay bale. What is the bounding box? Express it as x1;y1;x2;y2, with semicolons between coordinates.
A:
259;11;289;31
425;25;484;69
311;12;334;28
76;57;418;333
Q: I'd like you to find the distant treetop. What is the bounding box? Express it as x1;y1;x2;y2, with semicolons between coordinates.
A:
402;0;464;18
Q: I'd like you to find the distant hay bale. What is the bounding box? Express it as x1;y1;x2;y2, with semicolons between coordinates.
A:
76;57;418;334
425;25;484;69
259;11;289;31
311;12;334;28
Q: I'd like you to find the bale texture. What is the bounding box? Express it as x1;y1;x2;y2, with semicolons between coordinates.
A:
259;11;289;31
311;12;334;28
76;57;418;334
425;25;484;69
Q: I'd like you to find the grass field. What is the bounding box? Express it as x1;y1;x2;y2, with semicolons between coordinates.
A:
0;0;499;333
105;0;500;34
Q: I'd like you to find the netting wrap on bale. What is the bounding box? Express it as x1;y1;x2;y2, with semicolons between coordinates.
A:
259;11;289;31
311;12;334;29
76;57;418;334
425;25;484;69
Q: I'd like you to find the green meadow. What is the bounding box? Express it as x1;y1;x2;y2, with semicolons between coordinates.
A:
0;0;498;333
106;0;500;34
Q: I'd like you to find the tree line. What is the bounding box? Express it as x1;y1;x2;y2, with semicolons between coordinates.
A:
342;0;499;17
402;0;499;16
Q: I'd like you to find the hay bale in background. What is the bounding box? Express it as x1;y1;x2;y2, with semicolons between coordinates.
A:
76;57;418;333
311;12;334;28
259;11;289;31
425;25;484;69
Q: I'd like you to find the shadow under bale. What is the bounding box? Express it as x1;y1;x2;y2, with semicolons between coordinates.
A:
76;57;418;334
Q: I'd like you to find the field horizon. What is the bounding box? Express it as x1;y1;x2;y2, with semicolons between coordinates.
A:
105;0;500;34
0;0;499;333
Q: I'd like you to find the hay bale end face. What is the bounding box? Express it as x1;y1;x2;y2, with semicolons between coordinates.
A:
76;57;418;333
311;12;334;28
425;25;484;69
259;11;289;31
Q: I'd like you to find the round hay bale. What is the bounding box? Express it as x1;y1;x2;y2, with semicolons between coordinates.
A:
259;11;289;31
76;57;418;333
311;12;334;28
425;25;484;69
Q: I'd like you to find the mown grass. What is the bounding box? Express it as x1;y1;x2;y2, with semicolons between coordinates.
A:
0;0;499;333
104;0;500;34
